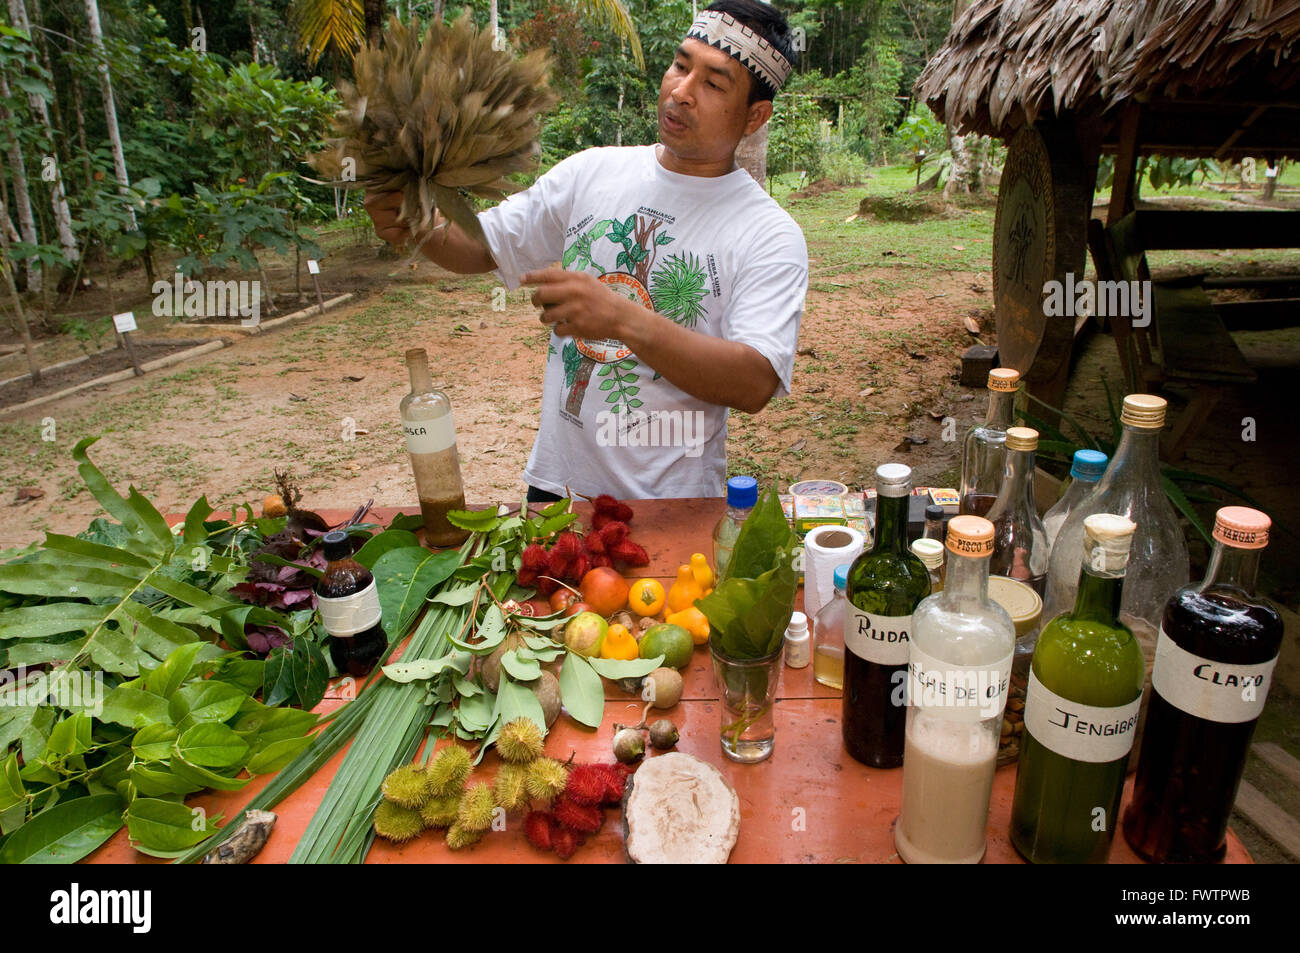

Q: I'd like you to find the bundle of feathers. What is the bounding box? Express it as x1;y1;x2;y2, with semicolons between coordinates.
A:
312;14;558;248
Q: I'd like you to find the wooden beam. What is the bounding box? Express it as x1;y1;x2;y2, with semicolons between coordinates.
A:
1215;104;1270;158
1234;780;1300;860
1108;103;1142;228
1252;743;1300;789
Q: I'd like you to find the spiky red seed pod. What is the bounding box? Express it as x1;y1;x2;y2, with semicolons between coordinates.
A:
564;764;608;807
553;796;603;834
567;553;590;584
584;531;606;555
609;539;649;567
552;826;581;860
598;520;629;546
551;530;583;562
524;811;555;852
521;543;551;572
547;547;573;582
588;553;612;570
595;764;627;804
538;575;560;595
592;511;613;531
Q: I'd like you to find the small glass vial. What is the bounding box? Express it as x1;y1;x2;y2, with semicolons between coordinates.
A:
784;611;810;668
923;504;946;542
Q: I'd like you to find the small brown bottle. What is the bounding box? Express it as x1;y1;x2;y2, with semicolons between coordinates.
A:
316;530;387;677
401;348;470;546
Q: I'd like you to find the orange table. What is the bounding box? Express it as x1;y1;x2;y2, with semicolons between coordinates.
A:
90;498;1250;864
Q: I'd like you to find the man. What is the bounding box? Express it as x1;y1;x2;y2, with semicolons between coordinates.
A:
367;0;807;503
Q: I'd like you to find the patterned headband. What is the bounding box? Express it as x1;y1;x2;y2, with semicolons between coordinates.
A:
685;10;792;94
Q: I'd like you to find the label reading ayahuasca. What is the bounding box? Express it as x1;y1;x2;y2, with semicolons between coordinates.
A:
906;643;1011;721
845;608;911;666
1024;669;1141;763
402;414;456;455
1152;627;1277;724
317;579;382;637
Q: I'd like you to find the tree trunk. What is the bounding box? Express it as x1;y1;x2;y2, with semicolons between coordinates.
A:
0;196;41;382
365;0;386;47
84;0;137;230
71;74;93;190
0;70;41;291
735;123;768;186
9;0;80;269
432;0;444;21
489;0;498;44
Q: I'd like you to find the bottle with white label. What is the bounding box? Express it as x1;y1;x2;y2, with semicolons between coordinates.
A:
1122;507;1283;863
402;348;469;547
842;464;930;768
1010;514;1145;863
896;515;1013;864
316;530;388;677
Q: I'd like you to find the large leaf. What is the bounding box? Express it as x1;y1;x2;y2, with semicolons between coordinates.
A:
126;797;215;852
556;653;604;728
493;674;548;735
0;794;124;864
371;546;462;635
351;529;421;569
176;723;250;768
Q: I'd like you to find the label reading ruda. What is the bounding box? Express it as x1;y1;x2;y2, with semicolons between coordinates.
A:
318;579;382;637
402;414;456;455
1024;668;1141;763
845;608;911;666
907;643;1011;721
1152;627;1276;724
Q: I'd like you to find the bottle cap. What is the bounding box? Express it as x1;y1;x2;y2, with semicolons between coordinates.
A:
946;515;994;557
1005;426;1038;452
875;462;912;499
321;529;351;560
786;611;808;637
405;347;429;364
1213;506;1270;550
924;503;945;521
726;475;758;509
833;564;849;591
911;538;945;569
987;368;1020;392
1070;449;1109;481
1120;394;1167;430
1083;514;1136;573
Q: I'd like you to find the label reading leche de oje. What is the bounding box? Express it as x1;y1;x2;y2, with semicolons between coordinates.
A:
845;608;911;666
907;643;1011;721
402;414;456;456
1024;668;1141;763
1151;627;1277;724
317;579;382;637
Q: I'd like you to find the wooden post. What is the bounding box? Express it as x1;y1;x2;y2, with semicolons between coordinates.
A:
308;259;325;314
113;311;143;376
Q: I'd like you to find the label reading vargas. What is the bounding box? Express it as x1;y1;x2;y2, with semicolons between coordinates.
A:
1152;627;1277;724
402;414;456;455
845;609;911;666
907;644;1011;721
318;579;382;637
1024;668;1141;763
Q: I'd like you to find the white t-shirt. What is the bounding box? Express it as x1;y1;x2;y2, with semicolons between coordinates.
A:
478;144;807;499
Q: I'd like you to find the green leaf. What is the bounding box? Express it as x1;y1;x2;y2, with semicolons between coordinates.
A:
501;650;541;681
0;795;124;864
431;586;479;607
586;655;665;680
599;379;616;391
382;652;471;683
493;675;547;736
176;723;250;768
445;508;501;533
144;641;207;699
182;495;214;545
231;707;318;745
372;547;462;634
0;754;25;812
44;712;93;758
131;724;178;762
128;764;203;798
169;680;247;725
291;638;329;710
169;755;251;791
456;689;494;731
100;686;171;728
351;529;421;569
246;736;312;774
126;797;213;852
557;653;604;728
262;646;296;708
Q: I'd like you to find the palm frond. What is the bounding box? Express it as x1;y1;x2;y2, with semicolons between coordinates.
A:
571;0;644;69
291;0;366;68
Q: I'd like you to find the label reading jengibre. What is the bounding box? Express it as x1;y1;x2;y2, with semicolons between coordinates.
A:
1024;669;1141;763
1152;627;1277;724
402;414;456;455
845;608;911;666
318;580;382;637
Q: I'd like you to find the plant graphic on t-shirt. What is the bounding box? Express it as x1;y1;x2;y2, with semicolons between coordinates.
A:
649;252;708;329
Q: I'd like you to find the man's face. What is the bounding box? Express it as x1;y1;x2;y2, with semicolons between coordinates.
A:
658;38;771;164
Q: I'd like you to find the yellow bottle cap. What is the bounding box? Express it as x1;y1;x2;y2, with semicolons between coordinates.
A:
987;368;1021;393
946;515;994;557
1120;394;1167;430
1005;427;1038;452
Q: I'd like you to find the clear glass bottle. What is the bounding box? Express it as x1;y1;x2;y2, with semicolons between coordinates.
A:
401;348;469;547
712;475;758;582
316;530;388;677
1123;507;1284;863
910;537;945;592
986;427;1049;595
1042;449;1108;552
896;516;1014;864
812;564;850;689
923;503;946;541
959;367;1021;518
843;464;931;768
1042;395;1190;759
1010;515;1145;863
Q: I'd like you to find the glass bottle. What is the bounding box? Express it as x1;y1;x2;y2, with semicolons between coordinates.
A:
316;530;388;677
401;348;469;547
986;427;1049;596
1042;395;1190;757
959;367;1021;518
1042;449;1108;552
923;504;946;541
842;464;931;768
910;538;945;592
712;475;758;582
1122;507;1283;863
896;516;1014;864
1010;515;1145;863
812;564;850;690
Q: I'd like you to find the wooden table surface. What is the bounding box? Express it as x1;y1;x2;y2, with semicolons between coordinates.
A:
90;497;1250;864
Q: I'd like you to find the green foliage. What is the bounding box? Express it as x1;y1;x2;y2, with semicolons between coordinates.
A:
769;93;826;181
1096;155;1224;193
890;103;946;160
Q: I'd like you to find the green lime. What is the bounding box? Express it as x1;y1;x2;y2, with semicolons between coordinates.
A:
639;623;694;669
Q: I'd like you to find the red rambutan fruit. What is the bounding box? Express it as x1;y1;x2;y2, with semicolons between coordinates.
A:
609;539;650;567
564;764;608;807
552;826;581;860
598;521;629;546
524;811;555;852
553;796;604;834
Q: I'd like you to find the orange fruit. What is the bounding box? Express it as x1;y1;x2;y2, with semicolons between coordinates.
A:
627;578;666;617
579;567;630;617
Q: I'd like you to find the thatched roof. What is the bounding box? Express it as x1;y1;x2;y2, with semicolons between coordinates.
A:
916;0;1300;149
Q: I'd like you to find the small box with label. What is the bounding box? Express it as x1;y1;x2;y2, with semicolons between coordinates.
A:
929;487;960;511
794;494;848;535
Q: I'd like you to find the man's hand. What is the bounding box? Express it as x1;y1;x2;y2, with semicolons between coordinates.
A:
523;267;629;340
363;189;414;248
362;190;495;274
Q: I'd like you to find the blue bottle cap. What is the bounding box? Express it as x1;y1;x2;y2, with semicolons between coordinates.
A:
726;475;758;508
833;564;849;591
1070;449;1109;482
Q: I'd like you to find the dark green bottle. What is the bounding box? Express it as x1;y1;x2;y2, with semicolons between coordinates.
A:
842;463;931;768
1010;514;1146;863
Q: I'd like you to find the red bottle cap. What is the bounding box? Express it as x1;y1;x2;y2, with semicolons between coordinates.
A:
1212;507;1270;550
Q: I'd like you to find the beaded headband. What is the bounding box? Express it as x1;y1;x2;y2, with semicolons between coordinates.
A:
684;10;792;94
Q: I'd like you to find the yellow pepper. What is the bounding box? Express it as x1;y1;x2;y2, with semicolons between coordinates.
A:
627;578;666;617
666;606;710;645
600;624;639;660
690;552;715;596
666;564;704;614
